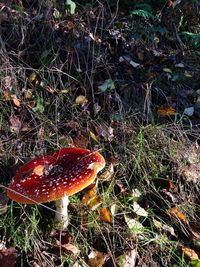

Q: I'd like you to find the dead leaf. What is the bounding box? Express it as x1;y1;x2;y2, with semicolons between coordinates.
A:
168;207;187;222
163;68;172;73
89;131;98;142
29;72;37;82
9;116;21;133
99;208;112;223
73;132;88;148
182;247;199;260
50;229;72;244
88;196;102;210
124;215;144;234
99;164;114;181
75;95;88;105
2;76;12;89
153;218;176;236
11;95;21;107
132;202;148;217
181;163;200;183
82;186;96;205
0;247;18;267
116;250;137;267
157;106;176;116
61;244;80;257
45;85;56;94
97;124;114;142
87;250;107;267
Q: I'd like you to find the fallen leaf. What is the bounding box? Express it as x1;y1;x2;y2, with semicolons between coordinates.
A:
132;202;148;217
163;68;172;73
97;124;114;142
9;116;21;133
124;215;144;234
168;207;187;222
110;203;120;216
82;185;97;205
131;189;142;201
75;95;88;105
11;94;21;107
2;76;12;89
116;250;137;267
89;131;98;142
153;218;176;236
29;72;37;82
99;208;112;223
61;243;80;257
0;247;18;267
184;107;194;116
88;196;102;210
99;164;114;181
73;132;88;148
87;250;107;267
182;247;199;260
157;106;176;116
181;163;200;183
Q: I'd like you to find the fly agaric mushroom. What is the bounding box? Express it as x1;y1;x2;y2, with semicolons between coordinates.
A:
7;148;105;229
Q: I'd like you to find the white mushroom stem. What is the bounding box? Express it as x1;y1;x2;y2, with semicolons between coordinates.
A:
55;195;69;229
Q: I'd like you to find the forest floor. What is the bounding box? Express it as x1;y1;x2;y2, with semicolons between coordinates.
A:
0;1;200;266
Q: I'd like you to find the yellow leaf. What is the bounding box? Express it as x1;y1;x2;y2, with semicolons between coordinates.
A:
75;95;88;105
168;207;187;222
82;185;97;205
182;247;199;260
29;72;37;82
99;207;112;223
88;196;102;211
2;91;11;101
157;106;176;116
89;131;98;142
11;94;21;107
163;68;172;73
87;250;107;267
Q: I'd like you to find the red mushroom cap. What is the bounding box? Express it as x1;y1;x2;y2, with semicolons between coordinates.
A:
7;148;105;204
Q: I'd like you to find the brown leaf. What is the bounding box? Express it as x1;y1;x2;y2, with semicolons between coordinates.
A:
157;106;176;116
9;116;21;133
82;185;97;205
116;250;137;267
168;207;187;222
87;250;108;267
88;196;102;211
99;208;112;223
99;164;114;181
97;124;114;142
0;247;18;267
182;247;199;260
75;95;88;105
11;95;21;107
2;76;12;90
61;244;80;257
73;132;88;148
181;163;200;183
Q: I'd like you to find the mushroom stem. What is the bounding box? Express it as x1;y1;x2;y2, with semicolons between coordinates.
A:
55;195;69;229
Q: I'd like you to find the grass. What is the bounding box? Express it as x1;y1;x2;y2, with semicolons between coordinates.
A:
0;1;200;266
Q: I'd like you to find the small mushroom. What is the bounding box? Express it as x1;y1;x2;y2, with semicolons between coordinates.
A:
7;147;105;229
